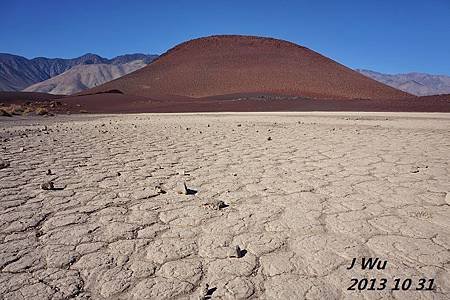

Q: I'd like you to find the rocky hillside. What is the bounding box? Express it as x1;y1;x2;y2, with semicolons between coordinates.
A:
0;53;157;91
24;60;147;95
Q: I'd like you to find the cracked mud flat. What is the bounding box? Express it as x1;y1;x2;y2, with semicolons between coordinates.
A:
0;112;449;299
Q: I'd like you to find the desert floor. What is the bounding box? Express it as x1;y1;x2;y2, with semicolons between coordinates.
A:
0;112;449;299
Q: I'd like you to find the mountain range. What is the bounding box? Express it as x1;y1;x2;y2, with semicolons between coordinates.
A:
356;69;450;96
0;53;157;92
1;41;449;97
1;35;449;114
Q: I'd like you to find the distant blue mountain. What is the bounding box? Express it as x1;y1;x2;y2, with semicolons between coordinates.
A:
356;69;450;96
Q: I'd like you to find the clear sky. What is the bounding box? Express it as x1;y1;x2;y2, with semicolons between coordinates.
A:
1;0;449;75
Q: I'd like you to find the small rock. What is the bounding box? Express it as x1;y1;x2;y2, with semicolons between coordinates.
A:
176;182;197;195
410;167;420;173
235;245;244;258
41;181;55;190
228;245;246;258
19;147;24;152
300;186;315;192
117;172;121;176
176;182;189;194
0;159;10;169
202;200;227;210
198;283;209;300
267;137;272;141
46;169;52;175
155;185;166;194
445;193;450;205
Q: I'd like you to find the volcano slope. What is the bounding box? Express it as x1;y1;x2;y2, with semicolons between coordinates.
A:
82;35;411;100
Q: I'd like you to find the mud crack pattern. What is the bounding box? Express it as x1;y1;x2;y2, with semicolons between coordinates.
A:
0;113;449;299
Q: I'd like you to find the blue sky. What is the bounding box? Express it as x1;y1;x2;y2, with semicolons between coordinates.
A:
1;0;449;75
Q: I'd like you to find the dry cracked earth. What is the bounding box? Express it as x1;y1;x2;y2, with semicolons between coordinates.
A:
0;112;449;300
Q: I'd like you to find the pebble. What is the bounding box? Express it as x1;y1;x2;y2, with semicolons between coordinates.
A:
0;159;10;169
410;166;420;173
202;200;227;210
41;181;55;190
178;170;186;175
176;181;189;195
235;245;244;258
155;185;166;194
198;283;209;300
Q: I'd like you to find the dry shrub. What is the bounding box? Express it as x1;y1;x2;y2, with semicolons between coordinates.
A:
35;107;49;115
0;104;24;116
0;108;12;117
23;107;34;115
1;105;54;116
5;104;25;115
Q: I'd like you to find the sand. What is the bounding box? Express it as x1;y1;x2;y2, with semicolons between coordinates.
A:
0;112;449;299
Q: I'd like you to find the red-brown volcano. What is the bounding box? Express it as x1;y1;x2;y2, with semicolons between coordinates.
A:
82;35;411;100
